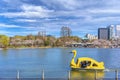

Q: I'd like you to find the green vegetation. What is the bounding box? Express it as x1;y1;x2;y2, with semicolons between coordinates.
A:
0;33;84;48
0;34;119;49
0;35;9;48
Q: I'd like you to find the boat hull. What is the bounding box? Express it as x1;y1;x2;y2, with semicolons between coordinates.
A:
71;68;104;71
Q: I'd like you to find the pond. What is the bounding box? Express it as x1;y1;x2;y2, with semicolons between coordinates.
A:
0;48;120;79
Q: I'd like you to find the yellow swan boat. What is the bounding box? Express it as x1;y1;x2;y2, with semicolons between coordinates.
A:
70;50;105;70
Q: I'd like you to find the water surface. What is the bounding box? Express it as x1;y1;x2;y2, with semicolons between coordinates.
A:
0;48;120;79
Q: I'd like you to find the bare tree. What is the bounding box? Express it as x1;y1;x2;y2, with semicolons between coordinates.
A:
61;26;72;37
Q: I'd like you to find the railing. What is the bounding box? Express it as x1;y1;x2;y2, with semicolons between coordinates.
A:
0;69;120;80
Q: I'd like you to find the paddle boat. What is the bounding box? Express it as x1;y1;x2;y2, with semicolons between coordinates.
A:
70;50;105;70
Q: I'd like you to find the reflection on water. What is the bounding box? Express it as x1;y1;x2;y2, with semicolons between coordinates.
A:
1;49;8;57
70;70;104;80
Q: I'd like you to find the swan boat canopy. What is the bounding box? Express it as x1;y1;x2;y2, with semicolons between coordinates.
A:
70;50;105;70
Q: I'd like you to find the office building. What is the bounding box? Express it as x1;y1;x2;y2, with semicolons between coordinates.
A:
108;25;114;39
98;28;108;40
116;25;120;37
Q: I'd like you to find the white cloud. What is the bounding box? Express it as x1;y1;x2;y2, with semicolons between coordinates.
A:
84;16;120;23
21;4;53;12
40;0;105;10
0;31;10;34
0;12;46;18
0;4;54;18
1;1;120;20
40;0;78;10
15;19;37;22
1;0;120;37
0;23;20;28
53;0;79;10
88;9;120;14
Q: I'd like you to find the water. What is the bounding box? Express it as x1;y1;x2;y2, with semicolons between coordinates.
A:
0;48;120;79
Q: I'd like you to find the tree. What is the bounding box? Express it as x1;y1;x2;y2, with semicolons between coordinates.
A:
61;26;72;37
0;35;9;48
44;40;50;46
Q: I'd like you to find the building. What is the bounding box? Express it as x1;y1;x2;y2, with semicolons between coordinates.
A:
98;25;115;40
85;34;98;40
61;26;72;37
107;25;114;39
116;25;120;37
38;31;46;37
98;28;109;40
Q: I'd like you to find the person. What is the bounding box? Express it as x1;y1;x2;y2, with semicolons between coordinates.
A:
81;61;87;68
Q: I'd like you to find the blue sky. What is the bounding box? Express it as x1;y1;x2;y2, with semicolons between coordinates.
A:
0;0;120;37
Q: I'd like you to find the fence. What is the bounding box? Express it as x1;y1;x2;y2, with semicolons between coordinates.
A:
0;69;120;80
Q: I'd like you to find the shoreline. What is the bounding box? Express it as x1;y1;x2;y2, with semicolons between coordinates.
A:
0;46;120;50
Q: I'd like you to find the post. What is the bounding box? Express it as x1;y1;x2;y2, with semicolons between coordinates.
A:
95;70;97;80
115;70;118;80
42;69;44;80
68;70;70;80
16;70;19;80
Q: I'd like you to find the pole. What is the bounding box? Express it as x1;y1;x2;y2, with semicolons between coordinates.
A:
42;69;44;80
68;70;70;80
17;70;19;80
95;70;97;80
115;70;118;80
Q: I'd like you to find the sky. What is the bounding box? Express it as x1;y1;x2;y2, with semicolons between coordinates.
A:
0;0;120;37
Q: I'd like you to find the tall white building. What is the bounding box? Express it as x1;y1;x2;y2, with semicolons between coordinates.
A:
108;25;114;39
116;25;120;37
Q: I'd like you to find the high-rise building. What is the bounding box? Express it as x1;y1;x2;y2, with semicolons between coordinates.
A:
107;25;114;39
98;28;109;40
116;25;120;37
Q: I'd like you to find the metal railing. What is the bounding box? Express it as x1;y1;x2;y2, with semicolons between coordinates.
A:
0;69;119;80
15;69;119;80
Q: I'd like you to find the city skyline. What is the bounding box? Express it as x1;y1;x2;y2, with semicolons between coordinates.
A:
1;0;120;37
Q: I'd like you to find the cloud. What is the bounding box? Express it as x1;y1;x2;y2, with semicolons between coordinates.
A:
93;17;120;22
21;4;52;12
0;31;10;34
88;9;120;14
0;23;20;28
15;19;37;22
1;0;120;37
39;0;106;10
0;4;54;18
1;0;23;10
0;0;106;19
40;0;79;10
1;0;120;21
